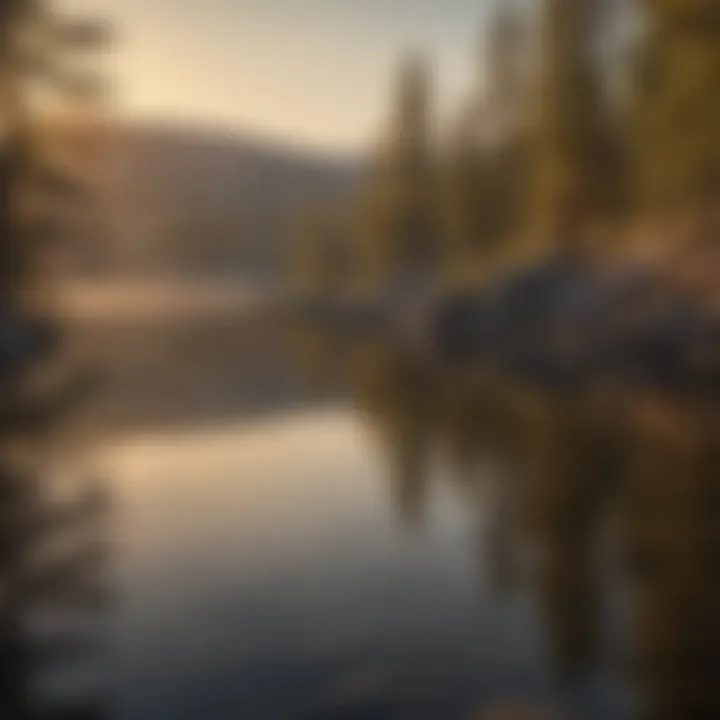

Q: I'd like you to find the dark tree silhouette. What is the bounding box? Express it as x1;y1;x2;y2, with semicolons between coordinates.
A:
0;1;110;718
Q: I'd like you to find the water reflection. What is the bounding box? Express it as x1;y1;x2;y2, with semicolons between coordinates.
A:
294;323;720;719
65;316;720;719
0;387;111;717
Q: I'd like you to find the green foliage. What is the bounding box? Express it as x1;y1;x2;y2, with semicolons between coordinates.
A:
531;0;613;253
355;55;439;288
443;6;534;277
293;0;720;295
634;0;720;216
0;0;106;311
0;2;109;717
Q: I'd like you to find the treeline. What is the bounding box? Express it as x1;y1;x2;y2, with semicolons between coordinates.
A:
291;0;720;299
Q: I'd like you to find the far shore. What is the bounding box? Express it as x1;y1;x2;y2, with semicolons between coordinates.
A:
56;278;269;322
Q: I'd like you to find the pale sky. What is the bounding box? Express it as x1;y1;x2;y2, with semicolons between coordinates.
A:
60;0;496;155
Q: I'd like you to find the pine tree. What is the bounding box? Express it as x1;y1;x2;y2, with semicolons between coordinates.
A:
1;0;107;314
532;0;610;256
634;0;720;231
0;2;109;717
444;5;534;279
357;55;438;288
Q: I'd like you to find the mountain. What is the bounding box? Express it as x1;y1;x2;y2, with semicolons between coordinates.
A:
61;124;361;281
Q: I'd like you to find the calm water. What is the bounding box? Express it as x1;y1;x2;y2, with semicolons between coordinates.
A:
36;317;720;718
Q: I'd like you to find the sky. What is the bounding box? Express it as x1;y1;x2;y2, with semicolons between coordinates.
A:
59;0;496;155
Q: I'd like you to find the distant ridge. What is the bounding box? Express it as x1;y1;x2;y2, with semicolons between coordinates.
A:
123;121;362;168
61;122;362;280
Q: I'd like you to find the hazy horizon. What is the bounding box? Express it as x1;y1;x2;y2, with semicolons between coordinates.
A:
59;0;501;155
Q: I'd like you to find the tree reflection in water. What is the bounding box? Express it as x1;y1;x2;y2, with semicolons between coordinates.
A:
0;326;111;720
291;323;720;719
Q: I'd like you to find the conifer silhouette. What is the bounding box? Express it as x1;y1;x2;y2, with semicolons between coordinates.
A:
0;1;109;717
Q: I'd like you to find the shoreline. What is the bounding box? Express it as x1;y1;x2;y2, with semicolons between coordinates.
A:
55;279;269;321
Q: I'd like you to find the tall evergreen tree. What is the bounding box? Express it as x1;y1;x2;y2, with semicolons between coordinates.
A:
634;0;720;232
444;4;534;279
0;2;109;717
532;0;610;256
357;55;438;287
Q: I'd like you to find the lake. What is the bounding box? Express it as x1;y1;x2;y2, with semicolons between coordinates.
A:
32;315;720;719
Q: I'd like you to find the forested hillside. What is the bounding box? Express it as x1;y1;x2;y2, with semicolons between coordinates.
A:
61;125;360;280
